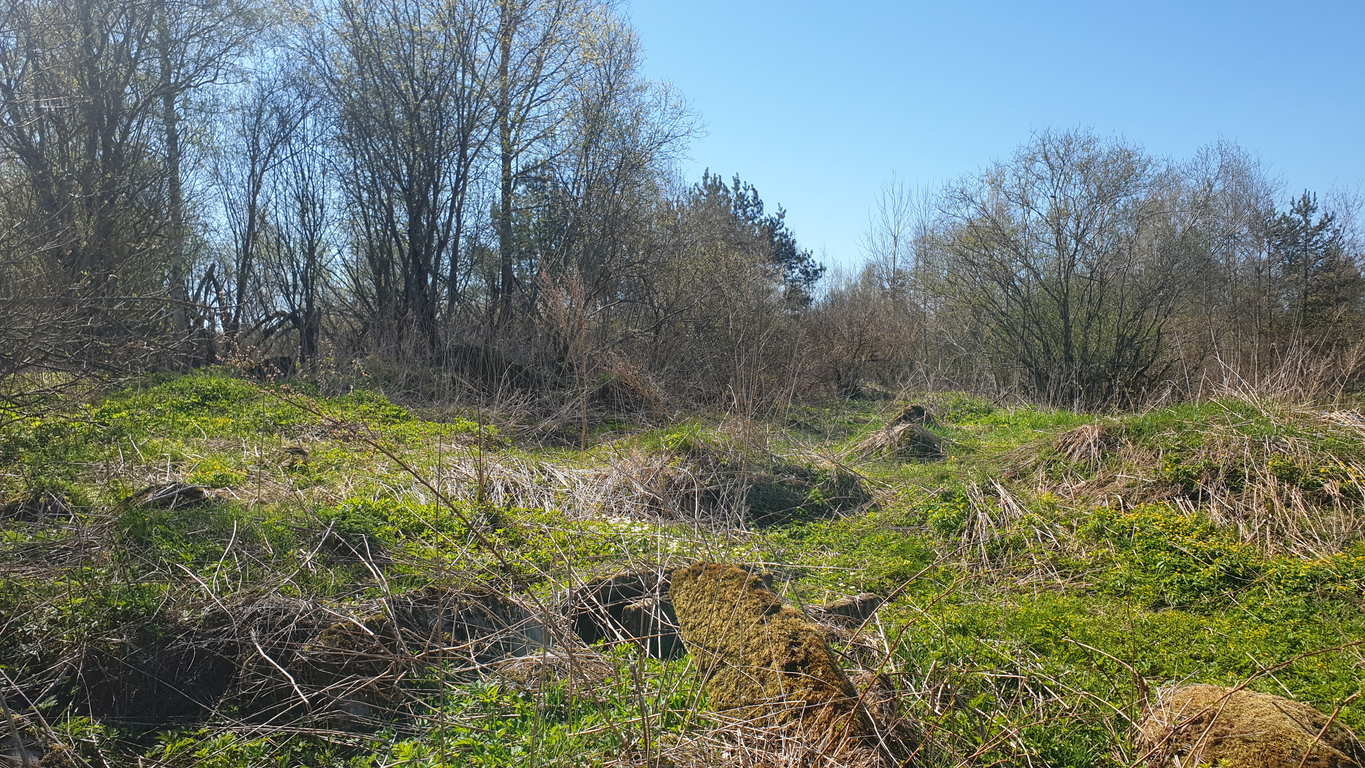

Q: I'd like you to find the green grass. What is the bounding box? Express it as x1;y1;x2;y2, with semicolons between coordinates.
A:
2;372;1363;766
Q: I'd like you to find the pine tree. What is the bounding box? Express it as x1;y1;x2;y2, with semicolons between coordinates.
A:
1266;191;1362;333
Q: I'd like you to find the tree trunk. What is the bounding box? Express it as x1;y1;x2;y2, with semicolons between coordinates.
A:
495;0;515;326
158;9;194;367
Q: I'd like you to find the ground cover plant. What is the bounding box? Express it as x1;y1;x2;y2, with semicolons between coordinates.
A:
1;371;1363;767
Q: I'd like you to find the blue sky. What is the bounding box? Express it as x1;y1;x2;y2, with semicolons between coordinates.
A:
628;0;1365;268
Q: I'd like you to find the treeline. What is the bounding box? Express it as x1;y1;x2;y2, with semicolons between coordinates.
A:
0;0;1361;411
821;133;1365;407
0;0;823;412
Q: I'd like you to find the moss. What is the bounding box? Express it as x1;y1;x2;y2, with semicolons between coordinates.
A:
669;563;883;758
1138;684;1365;768
187;458;249;489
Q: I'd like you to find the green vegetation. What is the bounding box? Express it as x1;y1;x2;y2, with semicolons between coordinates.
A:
2;372;1363;766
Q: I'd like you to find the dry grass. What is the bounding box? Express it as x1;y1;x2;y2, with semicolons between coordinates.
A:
854;422;943;462
425;448;750;527
1051;422;1120;469
1010;404;1365;557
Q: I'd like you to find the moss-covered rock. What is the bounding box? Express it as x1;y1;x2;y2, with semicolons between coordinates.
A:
1137;684;1365;767
669;562;887;762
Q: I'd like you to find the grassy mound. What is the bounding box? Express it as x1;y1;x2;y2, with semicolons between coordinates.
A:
1013;399;1365;554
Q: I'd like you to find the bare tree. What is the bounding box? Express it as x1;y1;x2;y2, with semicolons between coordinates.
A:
935;130;1205;407
211;68;306;346
312;0;505;359
256;80;334;370
490;0;592;325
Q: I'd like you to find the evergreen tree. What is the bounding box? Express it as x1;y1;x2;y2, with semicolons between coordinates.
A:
694;171;825;304
1267;191;1362;333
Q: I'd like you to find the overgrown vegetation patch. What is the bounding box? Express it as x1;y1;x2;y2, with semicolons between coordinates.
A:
3;375;1364;765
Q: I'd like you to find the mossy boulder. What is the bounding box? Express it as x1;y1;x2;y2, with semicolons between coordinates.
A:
1137;684;1365;767
670;563;886;761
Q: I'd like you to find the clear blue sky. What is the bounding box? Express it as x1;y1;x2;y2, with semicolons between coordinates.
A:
628;0;1365;269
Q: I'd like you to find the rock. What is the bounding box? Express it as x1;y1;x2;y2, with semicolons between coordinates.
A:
813;593;883;628
1137;684;1365;768
619;597;679;656
670;563;886;762
563;570;681;658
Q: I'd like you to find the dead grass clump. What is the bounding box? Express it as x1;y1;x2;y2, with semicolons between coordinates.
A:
596;446;749;523
1014;404;1365;556
1052;423;1120;468
656;720;896;768
808;593;883;630
1005;420;1126;488
1131;426;1365;556
2;584;558;731
890;403;936;427
68;606;240;725
1136;684;1365;768
492;646;615;695
856;422;943;461
588;363;666;415
430;433;871;529
742;459;872;526
1320;409;1365;434
0;489;72;522
122;482;220;510
430;448;748;525
293;586;551;721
